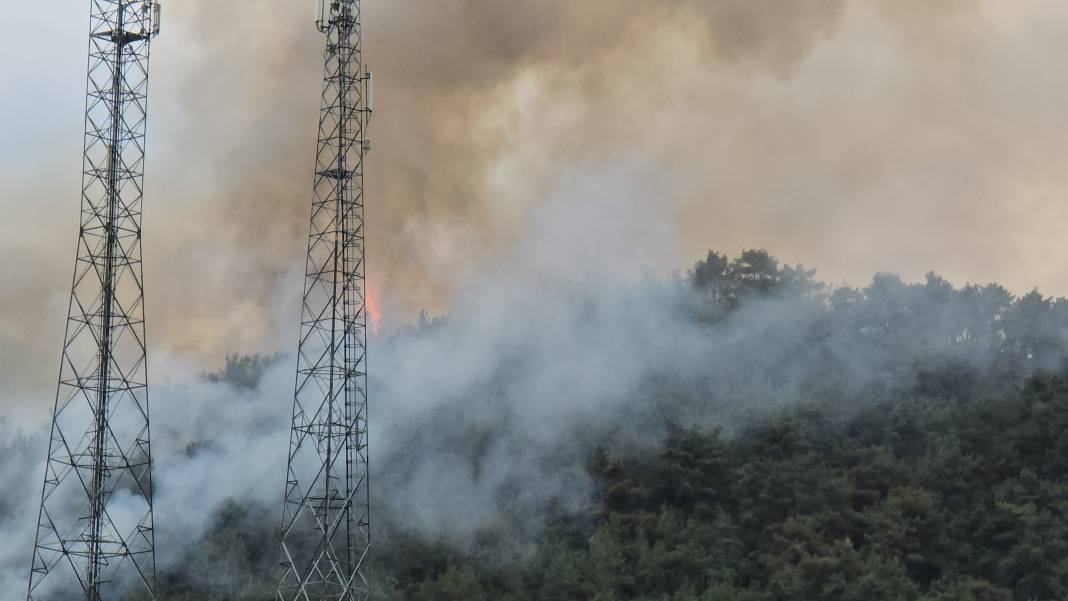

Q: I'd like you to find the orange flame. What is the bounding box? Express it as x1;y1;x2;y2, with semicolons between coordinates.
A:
366;283;382;337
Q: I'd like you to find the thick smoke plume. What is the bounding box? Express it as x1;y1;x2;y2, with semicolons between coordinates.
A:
144;0;857;333
13;0;1066;410
4;186;1068;593
8;0;1068;594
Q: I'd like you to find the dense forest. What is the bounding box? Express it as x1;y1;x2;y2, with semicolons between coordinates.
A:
95;251;1068;599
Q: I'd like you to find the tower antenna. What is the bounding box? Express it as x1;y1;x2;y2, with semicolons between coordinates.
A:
278;0;374;599
28;1;162;600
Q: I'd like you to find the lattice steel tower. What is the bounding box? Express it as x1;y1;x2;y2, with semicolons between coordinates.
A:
27;1;162;600
278;0;374;599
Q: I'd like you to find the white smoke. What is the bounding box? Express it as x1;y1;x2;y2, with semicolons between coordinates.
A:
0;167;691;589
0;161;1060;594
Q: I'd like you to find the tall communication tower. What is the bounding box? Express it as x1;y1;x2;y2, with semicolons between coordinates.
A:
278;0;374;599
27;1;162;600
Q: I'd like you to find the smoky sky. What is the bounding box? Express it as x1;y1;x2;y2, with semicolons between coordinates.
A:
4;0;1068;421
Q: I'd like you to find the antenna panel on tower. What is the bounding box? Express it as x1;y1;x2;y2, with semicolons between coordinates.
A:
315;0;330;29
149;1;161;36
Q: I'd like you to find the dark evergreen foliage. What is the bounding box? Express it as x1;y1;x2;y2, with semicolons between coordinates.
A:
148;251;1068;600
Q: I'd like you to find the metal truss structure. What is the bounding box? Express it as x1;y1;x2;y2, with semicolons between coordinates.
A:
278;0;374;599
27;1;161;600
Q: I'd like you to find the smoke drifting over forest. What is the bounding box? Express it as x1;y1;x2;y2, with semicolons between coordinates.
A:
9;1;1068;596
6;231;1068;595
8;1;1068;416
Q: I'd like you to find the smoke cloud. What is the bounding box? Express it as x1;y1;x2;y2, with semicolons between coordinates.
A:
7;0;1068;592
4;183;1068;594
13;1;1068;418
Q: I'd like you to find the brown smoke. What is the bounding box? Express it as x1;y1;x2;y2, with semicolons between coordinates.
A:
12;0;1068;416
143;0;853;353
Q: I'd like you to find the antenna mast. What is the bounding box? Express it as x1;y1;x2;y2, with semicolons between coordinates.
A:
28;1;162;600
278;0;374;599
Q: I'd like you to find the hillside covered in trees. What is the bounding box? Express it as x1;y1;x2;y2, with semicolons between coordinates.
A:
125;250;1068;599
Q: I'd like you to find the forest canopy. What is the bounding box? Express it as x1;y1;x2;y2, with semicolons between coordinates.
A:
116;250;1068;600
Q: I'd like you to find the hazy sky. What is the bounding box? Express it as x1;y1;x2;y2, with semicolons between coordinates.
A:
4;0;1068;421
